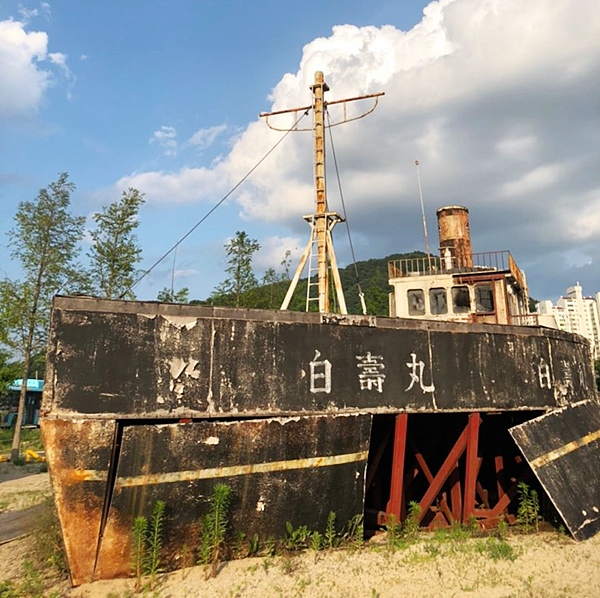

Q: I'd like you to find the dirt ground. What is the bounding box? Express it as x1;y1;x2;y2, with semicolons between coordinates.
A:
1;465;599;597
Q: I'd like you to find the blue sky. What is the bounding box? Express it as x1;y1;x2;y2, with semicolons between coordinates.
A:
1;0;599;305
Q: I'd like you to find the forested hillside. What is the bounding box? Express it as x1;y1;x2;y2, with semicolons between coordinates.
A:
200;251;427;316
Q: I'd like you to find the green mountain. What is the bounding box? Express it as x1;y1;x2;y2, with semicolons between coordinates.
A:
197;251;427;316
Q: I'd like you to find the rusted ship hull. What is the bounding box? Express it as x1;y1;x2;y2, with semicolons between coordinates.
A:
42;296;600;585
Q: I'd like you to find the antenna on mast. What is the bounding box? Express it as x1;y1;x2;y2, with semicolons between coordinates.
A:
415;160;432;270
260;71;384;314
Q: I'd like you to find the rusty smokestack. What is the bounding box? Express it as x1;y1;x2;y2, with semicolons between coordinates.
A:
437;205;473;269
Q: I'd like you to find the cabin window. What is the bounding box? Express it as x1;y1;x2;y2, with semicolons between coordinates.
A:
407;289;425;315
452;286;471;313
475;284;494;313
429;288;448;315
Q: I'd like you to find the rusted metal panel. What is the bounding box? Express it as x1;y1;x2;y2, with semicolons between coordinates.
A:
510;400;600;540
94;413;371;579
45;297;595;419
40;418;116;586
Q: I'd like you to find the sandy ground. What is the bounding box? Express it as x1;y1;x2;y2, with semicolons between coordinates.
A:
0;462;51;512
0;466;599;597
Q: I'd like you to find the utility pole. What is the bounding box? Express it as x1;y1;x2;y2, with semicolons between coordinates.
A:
260;71;383;314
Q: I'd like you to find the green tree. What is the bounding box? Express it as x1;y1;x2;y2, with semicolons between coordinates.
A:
211;231;260;307
157;286;190;303
0;349;21;402
2;173;85;461
87;188;145;299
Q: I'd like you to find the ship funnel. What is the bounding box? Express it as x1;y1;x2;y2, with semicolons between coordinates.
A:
436;205;473;269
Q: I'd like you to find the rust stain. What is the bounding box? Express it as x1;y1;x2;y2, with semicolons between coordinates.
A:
41;418;116;586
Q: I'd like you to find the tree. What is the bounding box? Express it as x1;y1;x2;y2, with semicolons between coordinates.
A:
88;188;145;299
157;286;190;303
0;349;21;403
211;231;260;307
2;173;85;461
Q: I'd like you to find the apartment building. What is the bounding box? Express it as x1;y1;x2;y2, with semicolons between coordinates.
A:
536;284;600;359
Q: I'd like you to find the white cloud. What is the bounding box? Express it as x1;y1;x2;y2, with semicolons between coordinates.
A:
150;125;178;156
116;165;230;204
116;0;600;299
188;124;228;150
0;15;71;118
254;236;303;273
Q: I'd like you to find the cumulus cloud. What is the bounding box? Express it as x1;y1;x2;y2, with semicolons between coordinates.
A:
116;165;230;204
0;13;71;118
118;0;600;298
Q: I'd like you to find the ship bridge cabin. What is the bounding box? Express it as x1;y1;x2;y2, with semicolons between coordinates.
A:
388;206;532;325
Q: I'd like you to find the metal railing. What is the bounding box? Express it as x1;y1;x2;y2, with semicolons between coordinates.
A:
388;251;518;280
508;313;543;327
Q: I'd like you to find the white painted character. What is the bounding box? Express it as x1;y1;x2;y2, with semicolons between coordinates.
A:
538;357;552;389
405;352;435;393
356;351;386;393
310;350;332;394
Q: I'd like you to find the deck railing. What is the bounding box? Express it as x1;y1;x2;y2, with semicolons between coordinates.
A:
388;251;521;282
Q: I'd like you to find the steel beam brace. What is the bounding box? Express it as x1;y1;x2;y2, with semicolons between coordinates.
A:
385;413;408;519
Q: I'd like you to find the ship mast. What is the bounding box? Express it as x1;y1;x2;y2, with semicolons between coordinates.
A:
260;71;384;314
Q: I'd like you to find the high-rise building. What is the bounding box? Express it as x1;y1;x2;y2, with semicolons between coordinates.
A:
536;284;600;359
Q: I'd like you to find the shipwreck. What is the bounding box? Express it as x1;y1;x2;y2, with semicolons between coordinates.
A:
41;72;600;586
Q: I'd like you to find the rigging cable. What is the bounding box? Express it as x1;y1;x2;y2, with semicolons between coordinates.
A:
325;110;368;315
123;109;310;298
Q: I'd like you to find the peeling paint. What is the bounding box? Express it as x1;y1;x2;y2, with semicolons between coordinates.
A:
185;358;200;379
162;316;198;330
170;357;187;380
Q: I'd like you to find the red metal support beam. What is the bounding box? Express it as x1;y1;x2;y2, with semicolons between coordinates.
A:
449;464;462;521
462;412;481;522
385;413;408;519
417;424;470;523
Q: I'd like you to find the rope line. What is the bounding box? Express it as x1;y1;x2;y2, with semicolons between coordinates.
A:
326;110;367;315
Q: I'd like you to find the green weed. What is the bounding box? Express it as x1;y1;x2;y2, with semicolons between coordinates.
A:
324;511;338;549
198;483;232;578
284;521;310;551
144;499;166;589
342;514;364;549
309;530;323;552
131;516;148;592
517;482;540;532
404;501;421;541
247;532;261;557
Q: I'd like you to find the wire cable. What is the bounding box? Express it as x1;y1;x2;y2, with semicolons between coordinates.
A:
325;110;367;315
123;109;310;298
